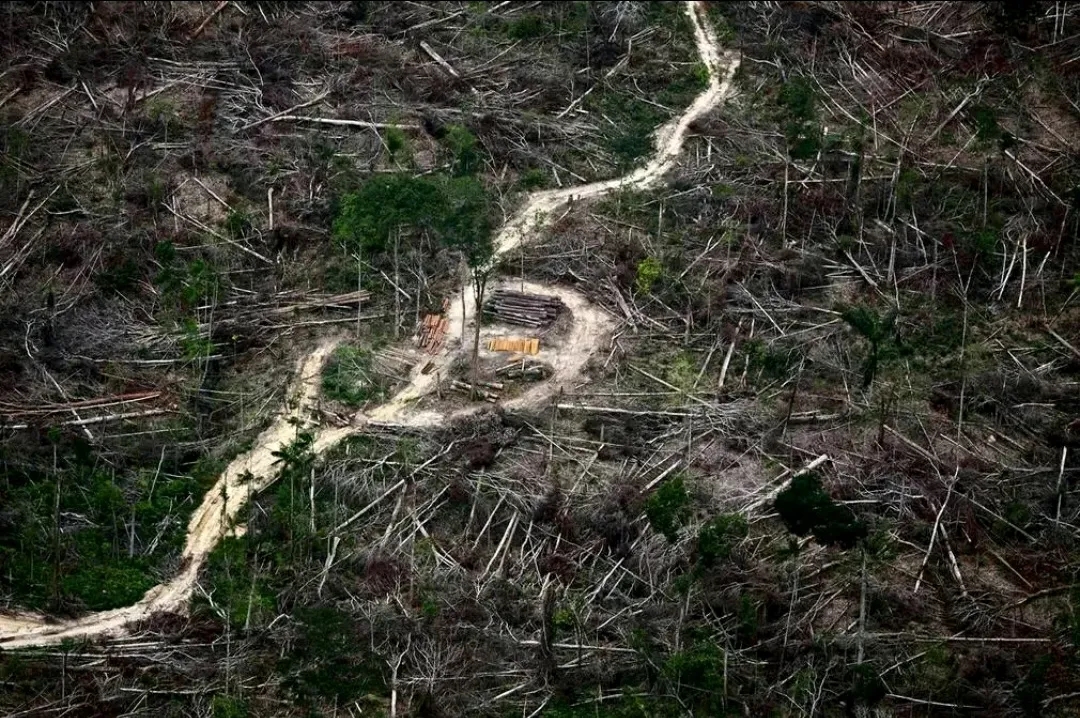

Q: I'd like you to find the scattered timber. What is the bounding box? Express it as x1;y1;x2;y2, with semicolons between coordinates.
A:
373;348;417;381
494;359;551;382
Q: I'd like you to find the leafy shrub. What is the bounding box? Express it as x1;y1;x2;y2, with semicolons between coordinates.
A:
322;345;381;407
697;513;748;566
507;14;545;40
665;351;696;393
778;76;821;160
179;317;214;360
745;339;799;379
662;639;727;713
737;593;759;642
225;209;251;239
635;256;662;294
645;475;690;542
442;123;480;176
383;125;408;161
519;167;549;189
774;472;866;549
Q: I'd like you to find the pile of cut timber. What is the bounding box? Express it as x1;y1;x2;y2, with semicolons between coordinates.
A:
450;379;502;403
418;314;449;353
487;337;539;355
494;359;551;382
373;347;416;381
485;289;564;327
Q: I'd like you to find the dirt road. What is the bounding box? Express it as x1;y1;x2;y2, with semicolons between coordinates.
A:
0;1;739;649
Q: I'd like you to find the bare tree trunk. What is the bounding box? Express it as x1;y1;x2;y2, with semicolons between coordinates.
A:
394;225;401;339
356;245;363;339
471;272;487;400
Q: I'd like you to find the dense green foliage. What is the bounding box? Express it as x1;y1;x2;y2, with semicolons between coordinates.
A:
777;76;821;160
696;513;747;566
334;126;493;273
645;476;690;542
0;435;212;611
321;344;381;407
774;472;866;549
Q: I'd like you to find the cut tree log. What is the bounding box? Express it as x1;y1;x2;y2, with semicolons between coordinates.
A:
484;289;565;327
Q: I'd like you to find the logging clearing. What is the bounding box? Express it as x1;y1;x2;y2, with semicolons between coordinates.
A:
3;1;1080;717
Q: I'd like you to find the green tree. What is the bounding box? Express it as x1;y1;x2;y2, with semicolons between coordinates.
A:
842;305;897;389
334;172;444;334
437;175;494;398
442;123;480;176
333;173;443;255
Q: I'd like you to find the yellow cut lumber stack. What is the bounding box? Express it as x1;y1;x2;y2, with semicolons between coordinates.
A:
487;337;539;355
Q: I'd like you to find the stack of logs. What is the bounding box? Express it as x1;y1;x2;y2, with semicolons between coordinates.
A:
450;379;503;403
484;289;564;327
417;299;451;354
372;347;416;381
494;359;551;382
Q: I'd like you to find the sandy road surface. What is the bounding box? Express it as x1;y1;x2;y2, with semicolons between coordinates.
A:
0;1;739;649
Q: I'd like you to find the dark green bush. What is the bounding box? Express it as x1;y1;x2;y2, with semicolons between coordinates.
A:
774;472;866;549
645;476;690;542
697;513;748;566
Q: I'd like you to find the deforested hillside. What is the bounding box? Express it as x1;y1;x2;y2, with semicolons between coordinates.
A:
3;2;1080;717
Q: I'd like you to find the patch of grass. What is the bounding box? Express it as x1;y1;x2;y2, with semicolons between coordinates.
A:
635;256;663;294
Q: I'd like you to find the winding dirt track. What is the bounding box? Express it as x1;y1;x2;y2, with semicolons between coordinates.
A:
0;2;739;649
